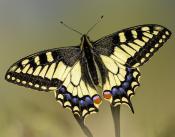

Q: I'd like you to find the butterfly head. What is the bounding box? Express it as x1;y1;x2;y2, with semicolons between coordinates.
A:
81;34;90;41
80;34;92;49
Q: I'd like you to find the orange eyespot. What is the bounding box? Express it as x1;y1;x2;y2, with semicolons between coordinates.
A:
93;95;102;104
103;91;112;100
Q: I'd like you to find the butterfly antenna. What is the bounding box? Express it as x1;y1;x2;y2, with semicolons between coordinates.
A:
86;15;104;35
60;21;83;35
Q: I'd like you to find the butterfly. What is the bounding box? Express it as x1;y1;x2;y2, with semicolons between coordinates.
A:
5;23;171;122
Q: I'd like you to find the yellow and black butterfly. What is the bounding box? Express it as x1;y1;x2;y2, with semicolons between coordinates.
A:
5;21;171;131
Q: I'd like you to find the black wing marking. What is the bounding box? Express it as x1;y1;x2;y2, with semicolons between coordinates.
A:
94;54;140;112
5;46;102;119
93;24;171;67
5;47;80;91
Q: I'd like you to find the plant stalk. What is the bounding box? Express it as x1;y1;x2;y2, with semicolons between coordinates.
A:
111;105;120;137
74;115;93;137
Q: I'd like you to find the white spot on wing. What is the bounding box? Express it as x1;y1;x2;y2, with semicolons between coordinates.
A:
165;31;170;35
7;75;10;79
12;77;15;80
22;81;27;84
159;39;163;43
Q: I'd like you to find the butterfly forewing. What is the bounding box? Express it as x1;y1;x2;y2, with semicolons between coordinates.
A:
5;47;80;91
94;24;171;68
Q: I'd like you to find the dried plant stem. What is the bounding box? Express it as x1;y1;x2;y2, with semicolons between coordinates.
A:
74;115;93;137
111;105;120;137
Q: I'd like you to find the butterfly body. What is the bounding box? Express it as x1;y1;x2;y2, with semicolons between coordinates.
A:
5;24;171;120
80;35;99;86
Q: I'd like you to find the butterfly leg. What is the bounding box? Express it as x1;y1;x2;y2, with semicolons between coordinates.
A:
110;105;120;137
74;115;93;137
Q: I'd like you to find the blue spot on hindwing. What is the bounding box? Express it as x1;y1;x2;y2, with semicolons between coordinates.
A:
59;86;66;94
122;82;130;89
126;74;133;81
111;87;119;95
64;93;71;100
80;100;86;108
85;96;93;105
118;87;125;95
127;67;133;72
72;97;79;105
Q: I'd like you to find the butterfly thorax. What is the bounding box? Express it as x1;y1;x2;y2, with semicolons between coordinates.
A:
80;35;99;85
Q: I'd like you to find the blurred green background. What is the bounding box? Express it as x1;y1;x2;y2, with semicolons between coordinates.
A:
0;0;175;137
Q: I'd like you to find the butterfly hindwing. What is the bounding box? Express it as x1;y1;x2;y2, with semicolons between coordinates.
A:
55;59;102;118
94;54;140;111
94;24;171;68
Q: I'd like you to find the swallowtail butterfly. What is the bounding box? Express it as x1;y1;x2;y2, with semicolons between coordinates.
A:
5;23;171;121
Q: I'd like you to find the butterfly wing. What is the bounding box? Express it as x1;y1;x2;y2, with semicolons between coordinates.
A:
5;47;80;91
93;24;171;110
94;54;140;112
93;24;171;68
5;47;102;119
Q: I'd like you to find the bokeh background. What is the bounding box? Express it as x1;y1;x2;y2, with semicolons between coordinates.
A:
0;0;175;137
